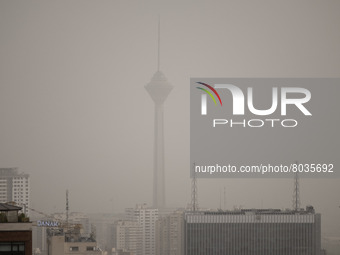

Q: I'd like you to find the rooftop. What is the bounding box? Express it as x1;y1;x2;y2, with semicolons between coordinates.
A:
189;206;316;215
0;168;29;177
0;203;22;212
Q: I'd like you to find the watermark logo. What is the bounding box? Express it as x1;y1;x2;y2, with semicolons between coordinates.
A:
191;78;339;178
196;82;312;128
196;82;222;115
197;83;312;116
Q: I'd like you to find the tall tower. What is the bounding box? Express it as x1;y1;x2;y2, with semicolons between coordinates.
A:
145;19;173;209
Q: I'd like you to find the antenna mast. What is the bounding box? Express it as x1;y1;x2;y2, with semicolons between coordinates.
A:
224;186;226;210
292;171;300;211
191;163;198;212
219;189;222;209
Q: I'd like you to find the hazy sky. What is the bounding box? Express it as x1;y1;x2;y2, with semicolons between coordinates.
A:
0;0;339;235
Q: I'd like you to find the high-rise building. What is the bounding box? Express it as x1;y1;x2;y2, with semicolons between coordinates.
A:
156;210;184;255
112;220;142;255
184;206;321;255
0;168;30;215
125;204;158;255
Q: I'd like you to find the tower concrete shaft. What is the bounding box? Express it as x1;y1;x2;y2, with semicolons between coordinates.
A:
145;71;172;209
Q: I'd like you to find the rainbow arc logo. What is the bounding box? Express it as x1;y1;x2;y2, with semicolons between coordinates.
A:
196;82;222;115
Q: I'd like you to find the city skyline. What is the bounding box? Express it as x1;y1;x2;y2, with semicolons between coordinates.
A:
0;0;339;241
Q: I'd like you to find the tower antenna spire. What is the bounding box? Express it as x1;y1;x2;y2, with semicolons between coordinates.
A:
157;15;160;71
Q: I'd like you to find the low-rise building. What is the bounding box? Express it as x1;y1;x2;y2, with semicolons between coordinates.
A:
0;203;32;255
47;224;101;255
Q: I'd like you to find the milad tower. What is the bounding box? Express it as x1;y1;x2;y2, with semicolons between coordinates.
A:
145;20;173;209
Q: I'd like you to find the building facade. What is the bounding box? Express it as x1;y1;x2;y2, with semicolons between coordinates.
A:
0;168;30;215
48;235;101;255
32;224;48;255
156;210;184;255
184;207;321;255
0;203;32;255
47;226;101;255
125;204;158;255
112;220;142;255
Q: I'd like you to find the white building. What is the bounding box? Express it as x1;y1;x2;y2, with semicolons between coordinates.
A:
125;204;158;255
0;168;30;215
112;220;142;255
156;210;184;255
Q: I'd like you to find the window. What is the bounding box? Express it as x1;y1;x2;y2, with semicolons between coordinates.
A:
0;243;11;252
0;242;25;254
86;246;95;251
69;246;79;251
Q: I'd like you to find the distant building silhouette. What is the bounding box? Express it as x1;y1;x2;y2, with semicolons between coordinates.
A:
156;210;184;255
145;71;172;209
112;220;142;255
125;204;158;255
145;19;173;209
